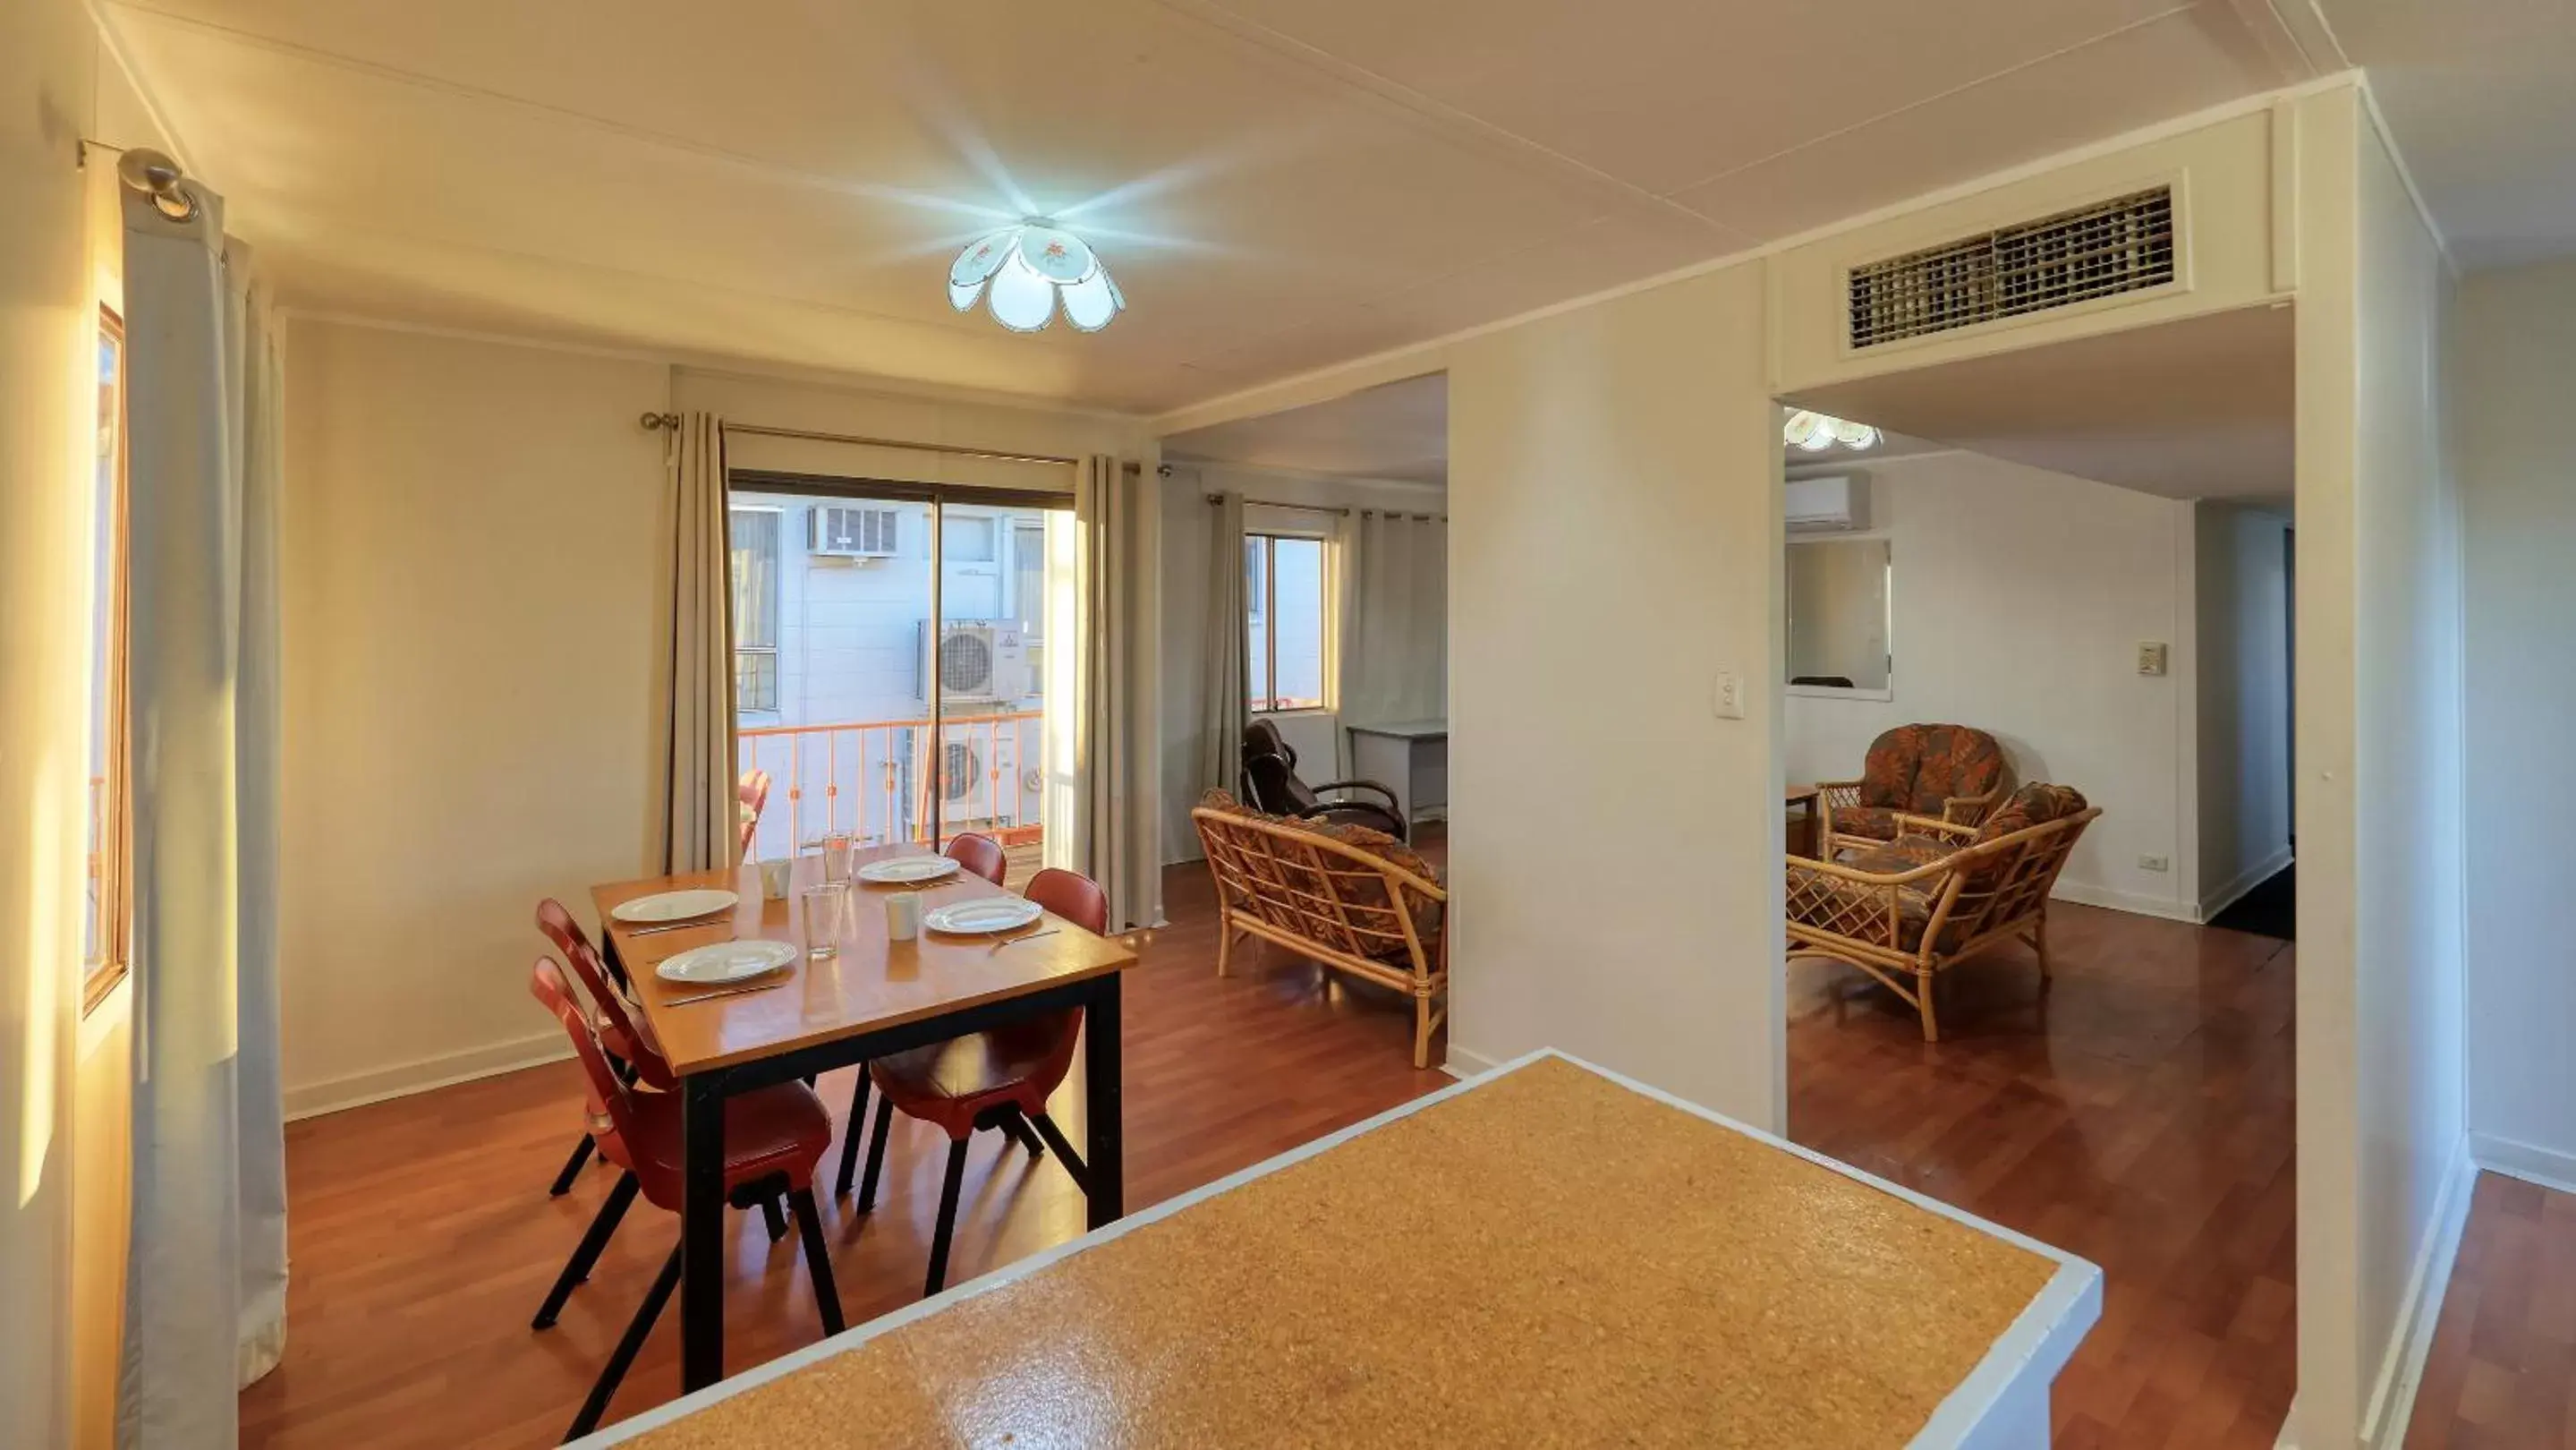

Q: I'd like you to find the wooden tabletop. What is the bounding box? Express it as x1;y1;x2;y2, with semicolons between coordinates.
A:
592;848;1137;1076
585;1052;2101;1449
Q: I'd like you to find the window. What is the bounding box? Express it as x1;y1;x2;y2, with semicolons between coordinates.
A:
941;514;997;563
83;306;131;1009
1244;533;1326;712
730;506;781;712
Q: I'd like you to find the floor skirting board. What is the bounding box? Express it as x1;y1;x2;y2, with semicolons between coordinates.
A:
1441;1043;1502;1081
2202;845;2296;922
2359;1138;2477;1448
284;1031;573;1122
2046;880;2201;923
2470;1130;2576;1197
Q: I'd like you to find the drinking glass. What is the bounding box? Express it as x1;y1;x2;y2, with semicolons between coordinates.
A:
804;881;843;960
822;832;854;885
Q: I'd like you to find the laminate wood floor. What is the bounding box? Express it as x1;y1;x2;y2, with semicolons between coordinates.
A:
2405;1173;2576;1448
243;851;2301;1448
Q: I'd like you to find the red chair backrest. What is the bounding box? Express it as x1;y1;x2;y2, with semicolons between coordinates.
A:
944;832;1008;886
535;899;673;1089
531;957;639;1156
1024;867;1109;935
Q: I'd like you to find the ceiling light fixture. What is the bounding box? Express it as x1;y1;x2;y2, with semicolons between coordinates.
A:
1784;410;1880;453
948;219;1124;333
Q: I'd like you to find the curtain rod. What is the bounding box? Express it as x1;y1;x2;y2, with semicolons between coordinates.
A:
1208;492;1445;522
642;412;1138;473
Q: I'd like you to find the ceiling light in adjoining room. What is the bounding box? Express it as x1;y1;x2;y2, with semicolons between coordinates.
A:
948;220;1125;333
1784;410;1879;453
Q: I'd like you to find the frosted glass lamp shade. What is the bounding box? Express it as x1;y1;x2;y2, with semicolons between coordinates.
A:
948;221;1124;333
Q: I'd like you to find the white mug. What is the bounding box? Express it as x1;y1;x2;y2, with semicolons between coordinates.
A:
886;891;921;942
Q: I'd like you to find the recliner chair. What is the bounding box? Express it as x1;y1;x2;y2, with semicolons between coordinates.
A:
1240;719;1408;840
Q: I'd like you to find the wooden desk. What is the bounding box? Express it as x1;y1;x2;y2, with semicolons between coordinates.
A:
594;848;1138;1395
581;1053;2101;1449
1345;718;1447;825
1787;780;1822;857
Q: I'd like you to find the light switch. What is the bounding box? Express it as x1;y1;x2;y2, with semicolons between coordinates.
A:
2136;642;2169;677
1712;670;1745;721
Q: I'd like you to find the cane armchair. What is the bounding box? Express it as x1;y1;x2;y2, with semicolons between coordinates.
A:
1194;792;1447;1068
1816;723;2011;857
1786;784;2096;1042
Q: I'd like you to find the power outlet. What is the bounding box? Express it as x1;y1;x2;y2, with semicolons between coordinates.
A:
1711;670;1745;721
2136;641;2170;677
2138;854;2170;873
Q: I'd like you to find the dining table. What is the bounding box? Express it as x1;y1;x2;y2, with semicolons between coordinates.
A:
591;845;1139;1395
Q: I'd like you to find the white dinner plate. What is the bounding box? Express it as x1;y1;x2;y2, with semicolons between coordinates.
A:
612;889;739;925
656;939;797;985
856;855;962;885
922;896;1045;935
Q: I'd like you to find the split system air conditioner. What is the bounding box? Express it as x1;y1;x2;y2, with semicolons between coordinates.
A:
1784;473;1870;533
917;620;1033;704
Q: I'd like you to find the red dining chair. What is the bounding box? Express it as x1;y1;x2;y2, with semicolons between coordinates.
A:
942;831;1008;886
826;832;1008;1200
536;901;672;1197
737;769;772;858
852;867;1106;1298
528;958;844;1442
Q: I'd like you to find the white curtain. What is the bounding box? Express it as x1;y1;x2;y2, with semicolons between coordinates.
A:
1200;491;1247;799
1335;509;1449;770
1075;456;1161;931
116;186;289;1446
655;413;736;874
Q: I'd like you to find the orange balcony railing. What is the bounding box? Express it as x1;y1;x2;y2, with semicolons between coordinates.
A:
736;710;1044;862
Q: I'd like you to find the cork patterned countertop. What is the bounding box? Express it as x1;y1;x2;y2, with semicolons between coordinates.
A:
607;1054;2077;1449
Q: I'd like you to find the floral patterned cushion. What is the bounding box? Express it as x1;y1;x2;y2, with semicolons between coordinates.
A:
1832;806;1904;843
1856;724;2006;815
1840;835;1959;874
1972;783;2089;845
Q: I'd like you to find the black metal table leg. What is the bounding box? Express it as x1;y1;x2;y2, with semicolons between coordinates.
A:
1081;972;1124;1231
678;1072;728;1392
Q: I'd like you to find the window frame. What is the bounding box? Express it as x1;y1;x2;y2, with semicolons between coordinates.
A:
84;304;132;1014
1243;531;1328;714
728;503;784;714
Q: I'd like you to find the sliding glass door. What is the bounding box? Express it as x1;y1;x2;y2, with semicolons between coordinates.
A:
728;476;1071;888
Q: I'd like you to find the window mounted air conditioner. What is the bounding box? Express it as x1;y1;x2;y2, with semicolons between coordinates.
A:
1785;474;1869;533
917;620;1033;704
810;504;899;559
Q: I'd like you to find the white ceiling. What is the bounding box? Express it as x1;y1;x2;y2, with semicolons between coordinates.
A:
1165;373;1447;484
1788;303;2296;508
2312;0;2576;271
102;0;2307;414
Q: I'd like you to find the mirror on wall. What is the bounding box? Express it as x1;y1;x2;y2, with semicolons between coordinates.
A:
1786;537;1892;693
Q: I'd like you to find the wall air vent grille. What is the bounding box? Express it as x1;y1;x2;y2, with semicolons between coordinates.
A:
1848;187;2175;349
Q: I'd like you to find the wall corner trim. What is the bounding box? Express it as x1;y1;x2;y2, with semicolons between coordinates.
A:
283;1032;574;1122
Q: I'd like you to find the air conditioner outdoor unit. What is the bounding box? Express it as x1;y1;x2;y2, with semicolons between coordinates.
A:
810;503;899;559
917;620;1033;704
1785;473;1869;533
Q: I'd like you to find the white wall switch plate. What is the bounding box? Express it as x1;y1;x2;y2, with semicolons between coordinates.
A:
2138;854;2170;873
2136;642;2169;676
1712;670;1744;721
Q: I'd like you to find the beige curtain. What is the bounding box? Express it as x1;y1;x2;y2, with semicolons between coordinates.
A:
1200;491;1247;799
1075;456;1161;931
1335;508;1449;772
116;189;290;1444
655;413;736;874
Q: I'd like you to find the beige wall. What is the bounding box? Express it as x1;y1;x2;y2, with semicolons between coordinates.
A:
1447;262;1784;1125
2;0;106;1441
2192;500;2294;917
2291;87;2468;1450
1783;451;2201;917
280;320;671;1113
2454;255;2576;1185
